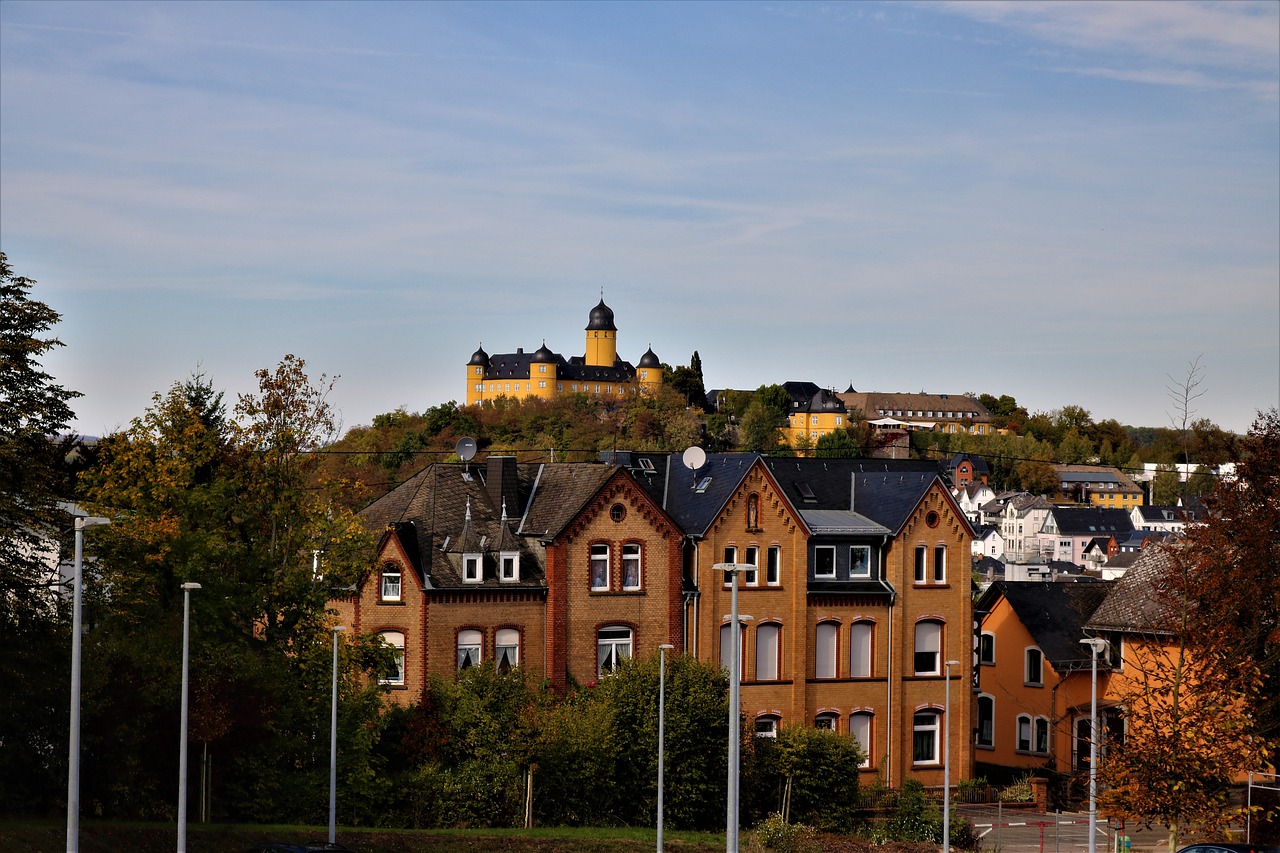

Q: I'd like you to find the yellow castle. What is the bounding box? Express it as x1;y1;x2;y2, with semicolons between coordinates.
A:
465;299;663;405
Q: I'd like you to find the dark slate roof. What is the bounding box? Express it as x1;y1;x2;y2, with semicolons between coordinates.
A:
1050;506;1135;537
986;580;1112;671
481;348;638;383
761;457;953;536
518;464;619;540
1086;546;1180;634
641;452;762;537
1101;551;1142;571
360;461;549;590
586;299;616;331
637;347;661;368
798;509;889;536
468;345;490;366
947;453;991;475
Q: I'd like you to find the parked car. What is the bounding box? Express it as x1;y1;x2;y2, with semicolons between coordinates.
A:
1174;845;1279;853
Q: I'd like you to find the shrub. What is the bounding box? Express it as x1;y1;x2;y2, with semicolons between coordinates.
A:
751;812;819;853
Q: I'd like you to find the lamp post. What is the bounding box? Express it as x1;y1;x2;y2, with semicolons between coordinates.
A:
1080;638;1108;853
715;562;747;853
943;659;960;853
657;643;674;853
330;626;347;845
66;514;109;853
177;582;201;853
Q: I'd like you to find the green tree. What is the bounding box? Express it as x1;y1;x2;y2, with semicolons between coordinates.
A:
1057;427;1095;465
739;399;786;453
814;427;860;458
0;252;82;814
1151;463;1181;505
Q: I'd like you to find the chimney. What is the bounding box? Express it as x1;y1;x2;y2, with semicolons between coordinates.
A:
486;455;519;517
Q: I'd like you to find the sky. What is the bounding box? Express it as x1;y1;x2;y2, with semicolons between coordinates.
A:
2;0;1277;438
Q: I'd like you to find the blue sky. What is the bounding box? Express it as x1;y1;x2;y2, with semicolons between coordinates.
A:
2;0;1277;437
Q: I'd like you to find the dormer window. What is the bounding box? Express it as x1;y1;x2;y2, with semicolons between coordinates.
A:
463;553;483;583
380;564;402;601
499;551;520;583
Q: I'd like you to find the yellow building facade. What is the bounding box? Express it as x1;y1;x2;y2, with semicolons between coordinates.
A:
465;299;663;406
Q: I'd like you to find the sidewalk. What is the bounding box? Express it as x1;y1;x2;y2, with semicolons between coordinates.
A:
955;804;1173;853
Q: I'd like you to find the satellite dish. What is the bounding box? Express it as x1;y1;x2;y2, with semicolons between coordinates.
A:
681;445;706;471
455;436;478;462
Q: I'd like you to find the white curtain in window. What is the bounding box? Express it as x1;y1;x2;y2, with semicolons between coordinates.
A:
495;627;519;670
756;624;779;681
850;713;872;767
850;622;872;678
381;631;405;685
815;622;837;679
457;629;482;669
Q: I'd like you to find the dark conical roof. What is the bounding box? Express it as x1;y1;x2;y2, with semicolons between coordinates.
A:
468;345;490;366
638;346;661;368
586;299;616;331
532;341;555;361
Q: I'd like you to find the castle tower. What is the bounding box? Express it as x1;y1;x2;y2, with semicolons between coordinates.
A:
584;299;617;367
637;346;663;394
530;341;557;399
466;345;490;406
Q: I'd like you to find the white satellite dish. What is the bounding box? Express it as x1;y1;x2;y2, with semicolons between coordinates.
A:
681;445;706;471
455;436;478;461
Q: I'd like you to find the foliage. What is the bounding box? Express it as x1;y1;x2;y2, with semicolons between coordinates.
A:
749;813;819;852
997;775;1034;802
0;253;83;813
749;725;863;832
75;362;383;824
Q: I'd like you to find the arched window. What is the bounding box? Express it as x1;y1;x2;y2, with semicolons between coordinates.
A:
754;715;780;739
977;694;995;748
720;621;745;674
379;631;405;685
457;629;482;669
495;627;520;670
597;626;632;676
1025;647;1044;685
622;543;642;590
815;713;838;731
914;621;942;675
815;622;838;679
1034;716;1050;754
591;543;610;591
756;623;780;681
850;712;873;768
850;621;873;678
380;564;401;601
1017;714;1033;752
913;710;940;764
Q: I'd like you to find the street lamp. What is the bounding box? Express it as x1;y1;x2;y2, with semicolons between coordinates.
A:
657;643;674;853
330;626;347;845
1080;637;1108;853
943;659;960;853
177;582;201;853
714;562;749;853
66;514;109;853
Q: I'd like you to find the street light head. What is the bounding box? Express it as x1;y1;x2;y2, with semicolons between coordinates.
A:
75;515;111;531
181;582;201;591
333;625;347;633
659;644;674;650
946;660;960;666
1079;637;1108;655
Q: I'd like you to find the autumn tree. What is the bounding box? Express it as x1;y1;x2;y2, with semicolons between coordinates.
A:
80;362;382;823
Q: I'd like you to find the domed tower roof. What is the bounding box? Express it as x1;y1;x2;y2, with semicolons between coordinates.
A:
638;346;661;368
586;299;617;331
468;345;490;367
532;341;555;362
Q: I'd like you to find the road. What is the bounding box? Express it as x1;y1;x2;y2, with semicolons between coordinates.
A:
956;805;1174;853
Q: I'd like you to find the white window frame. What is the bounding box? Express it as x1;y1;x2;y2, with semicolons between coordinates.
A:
977;694;995;748
495;627;520;670
912;711;940;764
766;545;781;586
722;546;737;584
597;625;632;676
499;551;520;583
379;631;405;685
742;546;759;586
933;545;946;583
1034;716;1050;754
815;622;838;679
591;543;610;591
756;623;780;681
849;545;872;578
850;712;873;767
814;546;836;579
1016;714;1033;752
1025;647;1044;686
914;621;941;676
914;545;927;583
979;631;996;665
457;629;482;669
463;553;482;584
622;542;641;590
815;713;837;730
850;621;873;678
380;565;402;601
754;715;779;739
